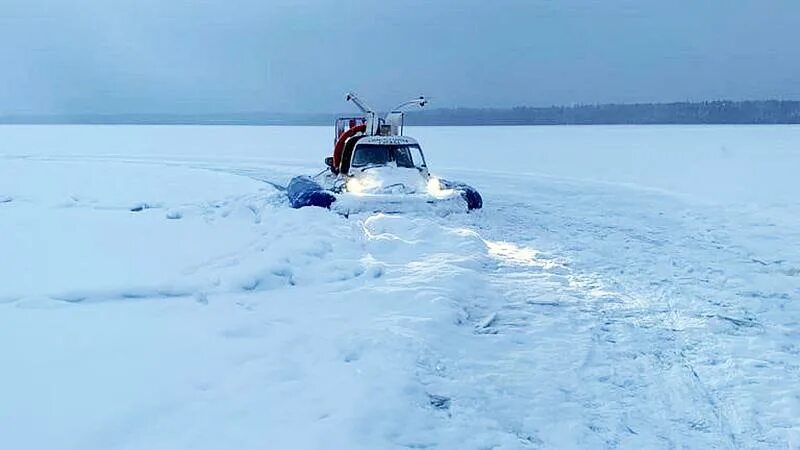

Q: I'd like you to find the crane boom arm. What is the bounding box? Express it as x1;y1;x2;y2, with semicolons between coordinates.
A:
345;92;374;114
391;96;428;112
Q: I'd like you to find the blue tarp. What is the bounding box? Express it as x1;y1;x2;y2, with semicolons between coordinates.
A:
286;176;336;209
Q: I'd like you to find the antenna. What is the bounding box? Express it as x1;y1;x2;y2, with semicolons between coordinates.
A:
391;96;428;112
345;92;375;115
345;92;378;135
344;93;428;136
386;96;427;136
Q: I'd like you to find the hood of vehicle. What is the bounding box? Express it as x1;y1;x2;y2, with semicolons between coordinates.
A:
346;166;427;195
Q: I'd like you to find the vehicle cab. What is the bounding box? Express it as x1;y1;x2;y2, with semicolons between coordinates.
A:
323;96;433;194
346;136;427;174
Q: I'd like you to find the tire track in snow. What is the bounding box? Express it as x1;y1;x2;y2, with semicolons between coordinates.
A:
391;169;753;447
457;171;800;448
1;153;304;193
356;210;696;447
483;199;744;447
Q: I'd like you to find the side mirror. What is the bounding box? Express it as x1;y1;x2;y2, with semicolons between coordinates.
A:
324;156;336;173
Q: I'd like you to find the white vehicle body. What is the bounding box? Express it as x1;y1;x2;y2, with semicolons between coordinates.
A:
315;136;467;214
286;93;482;213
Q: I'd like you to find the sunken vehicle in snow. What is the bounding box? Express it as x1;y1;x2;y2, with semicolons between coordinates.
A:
287;93;482;214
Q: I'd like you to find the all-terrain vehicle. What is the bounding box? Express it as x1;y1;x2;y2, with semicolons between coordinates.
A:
287;93;482;214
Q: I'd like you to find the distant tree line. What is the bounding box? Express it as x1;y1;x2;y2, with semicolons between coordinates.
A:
2;100;799;126
404;100;800;125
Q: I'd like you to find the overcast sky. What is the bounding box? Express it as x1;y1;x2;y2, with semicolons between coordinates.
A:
1;0;798;114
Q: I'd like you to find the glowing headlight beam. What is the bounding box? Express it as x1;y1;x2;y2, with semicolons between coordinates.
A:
346;176;381;195
427;177;443;195
346;177;365;194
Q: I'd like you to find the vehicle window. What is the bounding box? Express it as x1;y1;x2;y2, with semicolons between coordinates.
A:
352;145;390;167
351;144;426;168
406;145;426;167
394;147;414;168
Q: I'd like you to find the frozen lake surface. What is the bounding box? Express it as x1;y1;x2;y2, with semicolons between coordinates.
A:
1;125;799;449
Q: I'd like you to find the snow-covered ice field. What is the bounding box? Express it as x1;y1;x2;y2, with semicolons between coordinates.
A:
1;125;799;449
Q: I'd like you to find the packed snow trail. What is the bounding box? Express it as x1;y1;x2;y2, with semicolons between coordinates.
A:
457;172;799;448
1;125;799;449
336;174;798;449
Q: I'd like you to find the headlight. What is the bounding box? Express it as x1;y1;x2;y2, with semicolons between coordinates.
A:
346;176;380;194
426;177;442;195
346;177;365;194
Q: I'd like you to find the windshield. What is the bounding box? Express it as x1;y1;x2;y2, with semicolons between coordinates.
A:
351;144;426;169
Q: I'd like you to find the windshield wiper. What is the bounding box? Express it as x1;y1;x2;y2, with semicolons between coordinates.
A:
357;163;389;171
